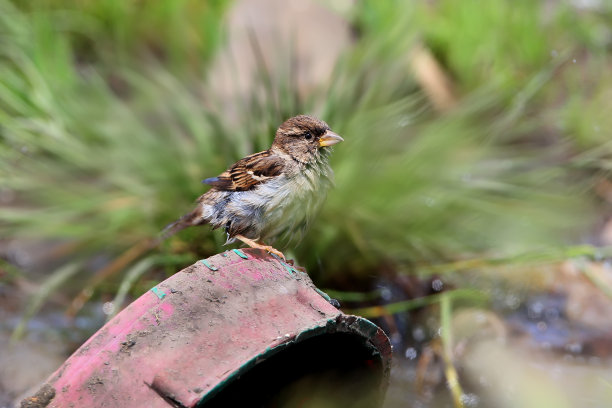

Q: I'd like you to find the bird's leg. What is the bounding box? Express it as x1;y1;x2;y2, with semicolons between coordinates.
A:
234;235;286;261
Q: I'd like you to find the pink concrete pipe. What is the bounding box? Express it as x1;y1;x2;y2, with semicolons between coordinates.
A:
23;248;391;407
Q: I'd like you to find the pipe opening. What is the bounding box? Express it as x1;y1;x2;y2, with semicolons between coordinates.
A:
199;332;384;407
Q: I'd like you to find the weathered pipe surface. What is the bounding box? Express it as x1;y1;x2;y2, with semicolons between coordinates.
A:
25;248;392;408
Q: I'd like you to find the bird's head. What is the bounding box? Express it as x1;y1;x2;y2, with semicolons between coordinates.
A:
272;115;343;164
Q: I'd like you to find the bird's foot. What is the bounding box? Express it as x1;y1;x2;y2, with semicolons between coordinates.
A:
261;245;287;261
234;235;286;261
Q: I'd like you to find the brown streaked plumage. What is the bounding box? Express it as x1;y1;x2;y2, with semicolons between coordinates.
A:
162;115;343;260
202;151;285;191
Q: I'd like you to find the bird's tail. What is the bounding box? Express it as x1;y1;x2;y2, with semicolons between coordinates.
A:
160;206;207;241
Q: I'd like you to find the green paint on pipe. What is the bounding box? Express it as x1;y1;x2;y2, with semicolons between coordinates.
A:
314;288;332;302
280;262;296;276
150;287;166;299
200;259;219;271
232;249;248;259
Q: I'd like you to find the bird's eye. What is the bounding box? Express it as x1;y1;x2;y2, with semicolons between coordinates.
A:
304;132;312;140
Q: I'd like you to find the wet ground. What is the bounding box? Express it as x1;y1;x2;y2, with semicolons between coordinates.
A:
380;261;612;408
0;285;105;407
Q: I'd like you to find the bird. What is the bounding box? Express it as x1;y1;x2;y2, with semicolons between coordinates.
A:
162;115;343;261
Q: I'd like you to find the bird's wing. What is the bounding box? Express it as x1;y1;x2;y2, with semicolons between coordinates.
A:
202;150;285;191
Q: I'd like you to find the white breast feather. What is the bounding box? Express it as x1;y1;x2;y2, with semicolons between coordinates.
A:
235;160;333;243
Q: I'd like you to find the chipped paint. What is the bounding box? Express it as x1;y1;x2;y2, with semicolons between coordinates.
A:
279;261;297;276
150;287;166;300
314;287;332;302
232;249;249;259
199;259;219;271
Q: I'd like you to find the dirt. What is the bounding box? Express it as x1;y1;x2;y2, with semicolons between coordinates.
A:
86;377;104;395
19;384;55;408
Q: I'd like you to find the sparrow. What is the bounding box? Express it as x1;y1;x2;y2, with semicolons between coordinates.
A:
162;115;343;260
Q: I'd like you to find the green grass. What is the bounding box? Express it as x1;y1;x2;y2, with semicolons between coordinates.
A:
1;0;610;308
14;0;231;72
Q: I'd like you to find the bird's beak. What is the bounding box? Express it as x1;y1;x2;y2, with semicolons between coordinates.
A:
318;130;344;147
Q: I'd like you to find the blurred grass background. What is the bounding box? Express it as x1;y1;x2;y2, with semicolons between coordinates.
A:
1;0;612;406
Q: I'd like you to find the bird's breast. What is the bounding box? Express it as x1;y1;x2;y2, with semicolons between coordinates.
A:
241;162;334;241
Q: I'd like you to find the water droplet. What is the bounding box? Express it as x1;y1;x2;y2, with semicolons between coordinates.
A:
102;302;115;315
565;342;582;354
461;393;480;407
380;287;392;301
405;347;418;360
412;326;426;342
572;58;577;63
391;332;402;346
528;301;544;319
432;279;444;292
505;295;520;310
550;50;558;57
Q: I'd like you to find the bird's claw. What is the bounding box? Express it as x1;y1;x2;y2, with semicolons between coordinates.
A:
264;246;286;261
